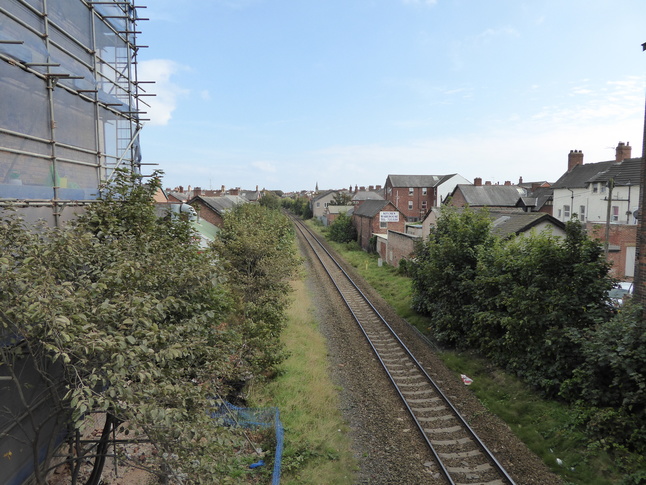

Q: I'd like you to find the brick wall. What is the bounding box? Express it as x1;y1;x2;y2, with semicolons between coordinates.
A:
446;188;467;207
192;200;224;227
385;186;435;221
385;230;420;267
587;223;638;280
354;207;406;251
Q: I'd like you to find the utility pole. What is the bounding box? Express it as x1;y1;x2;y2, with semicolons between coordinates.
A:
634;41;646;305
604;178;614;257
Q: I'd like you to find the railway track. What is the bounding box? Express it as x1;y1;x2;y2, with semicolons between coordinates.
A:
292;216;516;485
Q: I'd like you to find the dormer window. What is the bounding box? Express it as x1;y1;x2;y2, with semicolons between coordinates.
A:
592;184;598;193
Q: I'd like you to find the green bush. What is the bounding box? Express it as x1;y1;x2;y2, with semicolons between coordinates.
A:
328;212;356;244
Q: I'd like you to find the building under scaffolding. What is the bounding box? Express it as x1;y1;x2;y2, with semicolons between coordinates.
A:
0;2;147;483
0;0;148;226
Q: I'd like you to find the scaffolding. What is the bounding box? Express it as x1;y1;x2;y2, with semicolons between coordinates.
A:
0;0;151;226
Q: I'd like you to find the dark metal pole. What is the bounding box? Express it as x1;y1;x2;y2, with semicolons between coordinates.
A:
635;42;646;304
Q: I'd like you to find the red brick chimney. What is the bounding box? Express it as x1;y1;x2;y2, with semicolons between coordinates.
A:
518;177;523;185
615;141;631;162
504;181;511;186
474;177;482;186
568;150;584;172
194;187;202;196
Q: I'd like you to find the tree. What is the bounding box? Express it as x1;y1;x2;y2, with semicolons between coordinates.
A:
211;203;300;376
328;212;357;244
331;191;352;205
473;221;614;395
258;191;281;210
0;170;268;483
411;206;493;346
561;301;646;454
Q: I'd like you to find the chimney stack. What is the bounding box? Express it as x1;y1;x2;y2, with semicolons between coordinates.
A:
518;176;523;185
568;150;584;172
474;177;482;186
615;141;631;162
194;187;202;196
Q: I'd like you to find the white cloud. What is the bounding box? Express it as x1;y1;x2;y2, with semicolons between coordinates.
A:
137;59;189;126
251;160;277;173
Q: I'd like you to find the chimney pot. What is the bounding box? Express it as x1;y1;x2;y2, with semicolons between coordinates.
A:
615;141;632;162
568;149;584;172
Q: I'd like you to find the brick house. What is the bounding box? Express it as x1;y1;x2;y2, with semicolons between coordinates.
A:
384;174;471;222
188;194;247;228
446;181;526;210
324;205;354;226
352;200;405;251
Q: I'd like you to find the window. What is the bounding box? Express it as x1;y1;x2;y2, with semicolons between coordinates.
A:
408;201;413;210
601;184;606;194
421;200;427;210
422;187;427;195
557;209;562;218
612;206;619;222
579;205;586;221
408;187;414;195
316;202;320;207
380;220;387;229
592;184;598;193
564;205;570;219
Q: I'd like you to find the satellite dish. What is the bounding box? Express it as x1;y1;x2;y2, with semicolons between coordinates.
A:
633;209;640;220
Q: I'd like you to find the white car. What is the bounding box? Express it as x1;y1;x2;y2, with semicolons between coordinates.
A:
608;282;634;306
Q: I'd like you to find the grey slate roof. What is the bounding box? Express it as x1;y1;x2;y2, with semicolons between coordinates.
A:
488;210;565;238
387;174;456;188
352;191;384;202
192;195;246;214
520;186;553;211
452;185;526;207
311;190;340;203
353;199;391;217
551;160;614;189
587;158;642;186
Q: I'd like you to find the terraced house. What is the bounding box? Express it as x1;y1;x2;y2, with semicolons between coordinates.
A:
552;142;641;280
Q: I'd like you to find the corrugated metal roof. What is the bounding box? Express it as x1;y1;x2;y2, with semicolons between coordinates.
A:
454;185;526;207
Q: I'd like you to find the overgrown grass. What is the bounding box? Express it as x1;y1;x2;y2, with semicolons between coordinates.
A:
248;277;356;484
306;220;640;484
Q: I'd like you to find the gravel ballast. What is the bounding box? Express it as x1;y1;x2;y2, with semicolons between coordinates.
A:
296;228;563;485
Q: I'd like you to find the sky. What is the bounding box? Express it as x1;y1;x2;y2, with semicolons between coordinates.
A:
136;0;646;193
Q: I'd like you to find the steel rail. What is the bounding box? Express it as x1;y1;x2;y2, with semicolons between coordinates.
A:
292;216;516;485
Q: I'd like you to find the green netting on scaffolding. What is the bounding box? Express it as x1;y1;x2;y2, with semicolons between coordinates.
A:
210;401;284;485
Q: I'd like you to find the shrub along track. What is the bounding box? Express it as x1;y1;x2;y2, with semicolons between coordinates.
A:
294;220;562;485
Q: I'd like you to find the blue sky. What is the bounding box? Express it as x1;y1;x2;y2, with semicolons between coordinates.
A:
137;1;646;193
